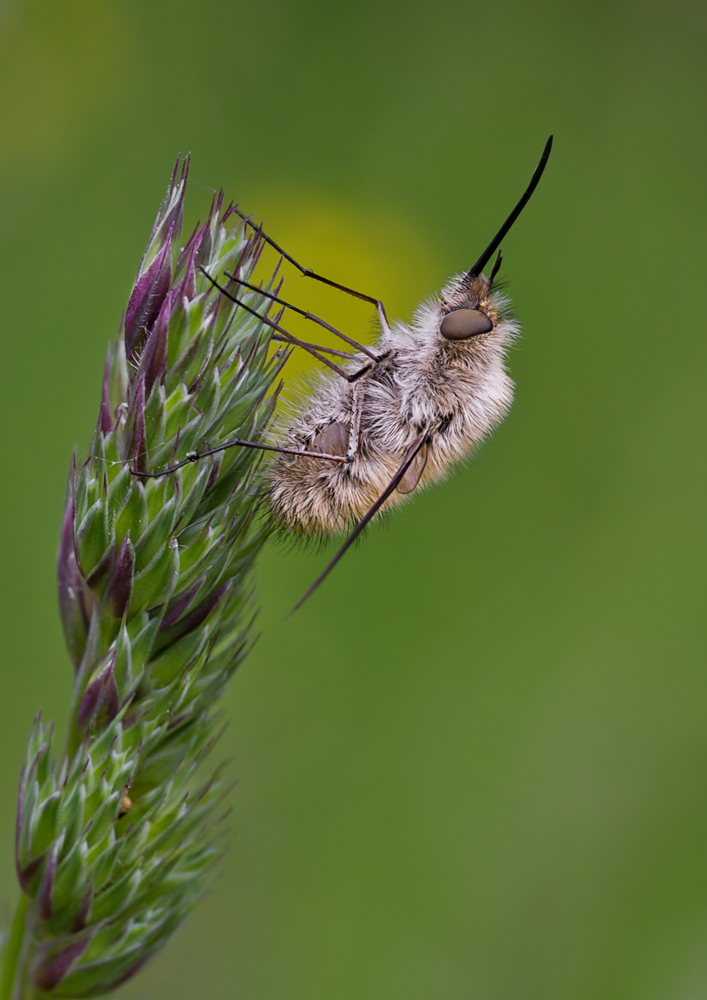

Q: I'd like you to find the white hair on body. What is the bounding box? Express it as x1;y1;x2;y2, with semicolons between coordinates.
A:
133;136;552;611
267;272;519;538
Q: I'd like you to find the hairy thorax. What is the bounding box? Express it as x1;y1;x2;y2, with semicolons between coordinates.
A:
267;283;518;538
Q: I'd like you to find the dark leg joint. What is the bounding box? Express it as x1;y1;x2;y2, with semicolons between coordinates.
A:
345;350;391;382
347;364;373;383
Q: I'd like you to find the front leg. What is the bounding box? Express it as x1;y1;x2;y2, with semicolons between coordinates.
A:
347;381;364;461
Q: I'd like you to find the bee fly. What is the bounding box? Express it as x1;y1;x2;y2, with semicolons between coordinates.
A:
137;136;552;612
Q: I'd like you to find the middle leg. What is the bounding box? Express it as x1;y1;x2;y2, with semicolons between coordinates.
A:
230;206;394;338
222;270;381;361
202;269;377;383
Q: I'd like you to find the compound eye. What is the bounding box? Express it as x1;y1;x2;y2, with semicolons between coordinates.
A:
440;308;493;340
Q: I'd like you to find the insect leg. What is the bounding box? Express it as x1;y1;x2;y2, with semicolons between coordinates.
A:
288;434;428;615
303;274;393;341
131;438;350;479
270;334;354;359
223;271;379;361
230;207;394;338
270;333;377;383
347;380;364;462
200;270;352;380
204;270;381;383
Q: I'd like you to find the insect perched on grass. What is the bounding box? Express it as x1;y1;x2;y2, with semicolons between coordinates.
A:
135;137;552;611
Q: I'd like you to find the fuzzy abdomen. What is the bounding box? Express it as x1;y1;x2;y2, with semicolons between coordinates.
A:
267;445;400;538
266;342;514;538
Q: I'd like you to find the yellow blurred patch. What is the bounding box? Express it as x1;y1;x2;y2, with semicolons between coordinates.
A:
237;193;445;401
0;0;129;168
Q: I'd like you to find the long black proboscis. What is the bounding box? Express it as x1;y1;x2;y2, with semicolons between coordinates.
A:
466;134;553;282
288;435;428;616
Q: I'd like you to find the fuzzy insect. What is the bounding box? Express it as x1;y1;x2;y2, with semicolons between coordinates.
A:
135;137;552;611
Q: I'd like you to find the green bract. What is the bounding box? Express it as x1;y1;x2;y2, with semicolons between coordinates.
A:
6;159;286;998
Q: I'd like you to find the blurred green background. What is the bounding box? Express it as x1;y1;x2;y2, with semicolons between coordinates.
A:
1;1;707;997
